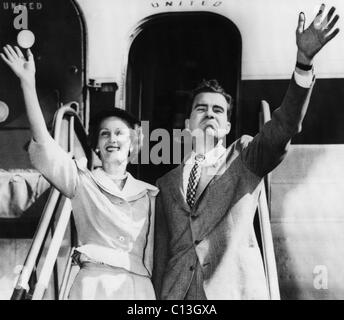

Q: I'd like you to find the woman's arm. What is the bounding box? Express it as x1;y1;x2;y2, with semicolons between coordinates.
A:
1;45;79;198
1;45;50;143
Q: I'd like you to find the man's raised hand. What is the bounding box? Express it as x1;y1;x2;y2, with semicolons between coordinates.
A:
0;44;36;85
296;4;340;65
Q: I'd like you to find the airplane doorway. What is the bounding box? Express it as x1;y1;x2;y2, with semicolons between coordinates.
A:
126;13;242;184
126;13;267;277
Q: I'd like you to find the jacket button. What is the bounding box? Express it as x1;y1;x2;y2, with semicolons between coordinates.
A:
119;236;125;242
189;265;195;271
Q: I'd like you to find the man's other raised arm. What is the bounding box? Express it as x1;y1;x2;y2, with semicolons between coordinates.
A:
242;4;340;177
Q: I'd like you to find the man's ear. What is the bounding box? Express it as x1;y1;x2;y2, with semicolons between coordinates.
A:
226;122;231;135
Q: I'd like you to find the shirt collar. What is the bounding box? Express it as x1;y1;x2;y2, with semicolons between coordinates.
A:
185;142;227;167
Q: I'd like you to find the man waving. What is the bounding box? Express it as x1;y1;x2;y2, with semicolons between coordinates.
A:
153;5;340;300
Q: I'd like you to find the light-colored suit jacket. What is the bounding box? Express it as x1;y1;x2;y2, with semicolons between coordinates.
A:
153;76;315;299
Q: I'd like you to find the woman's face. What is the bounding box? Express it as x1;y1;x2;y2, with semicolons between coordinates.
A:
97;116;133;164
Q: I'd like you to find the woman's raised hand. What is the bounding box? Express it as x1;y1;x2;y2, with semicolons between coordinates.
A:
1;44;49;143
0;45;36;85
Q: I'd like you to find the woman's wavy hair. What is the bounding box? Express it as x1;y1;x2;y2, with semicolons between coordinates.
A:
88;108;143;161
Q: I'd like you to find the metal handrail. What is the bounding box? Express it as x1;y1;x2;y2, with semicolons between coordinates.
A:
10;189;60;299
258;184;280;300
258;100;280;300
58;244;75;300
260;100;271;124
260;100;272;206
11;104;91;300
32;196;72;300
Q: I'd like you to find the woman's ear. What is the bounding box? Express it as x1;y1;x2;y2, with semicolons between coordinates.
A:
185;118;190;131
128;139;135;159
94;147;101;160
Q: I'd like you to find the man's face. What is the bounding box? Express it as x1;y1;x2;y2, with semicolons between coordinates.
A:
185;92;231;140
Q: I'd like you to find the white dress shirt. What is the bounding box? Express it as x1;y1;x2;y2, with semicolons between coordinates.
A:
182;143;227;198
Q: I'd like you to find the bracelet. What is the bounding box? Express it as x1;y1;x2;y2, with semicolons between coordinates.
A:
296;61;313;71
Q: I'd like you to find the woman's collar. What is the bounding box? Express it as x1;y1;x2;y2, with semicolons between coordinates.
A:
91;168;158;199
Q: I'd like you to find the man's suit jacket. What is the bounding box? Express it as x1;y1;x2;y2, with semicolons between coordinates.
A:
153;76;315;300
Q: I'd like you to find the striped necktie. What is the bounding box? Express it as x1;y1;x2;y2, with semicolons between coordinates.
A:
186;154;205;208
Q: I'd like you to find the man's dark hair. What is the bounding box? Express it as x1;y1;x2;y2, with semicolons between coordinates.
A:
88;108;139;151
187;79;233;121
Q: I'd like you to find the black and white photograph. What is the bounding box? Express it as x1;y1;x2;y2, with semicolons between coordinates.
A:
0;0;344;307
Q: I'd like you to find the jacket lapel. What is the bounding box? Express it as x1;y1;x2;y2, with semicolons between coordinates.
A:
171;148;230;212
193;148;229;206
166;162;190;213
